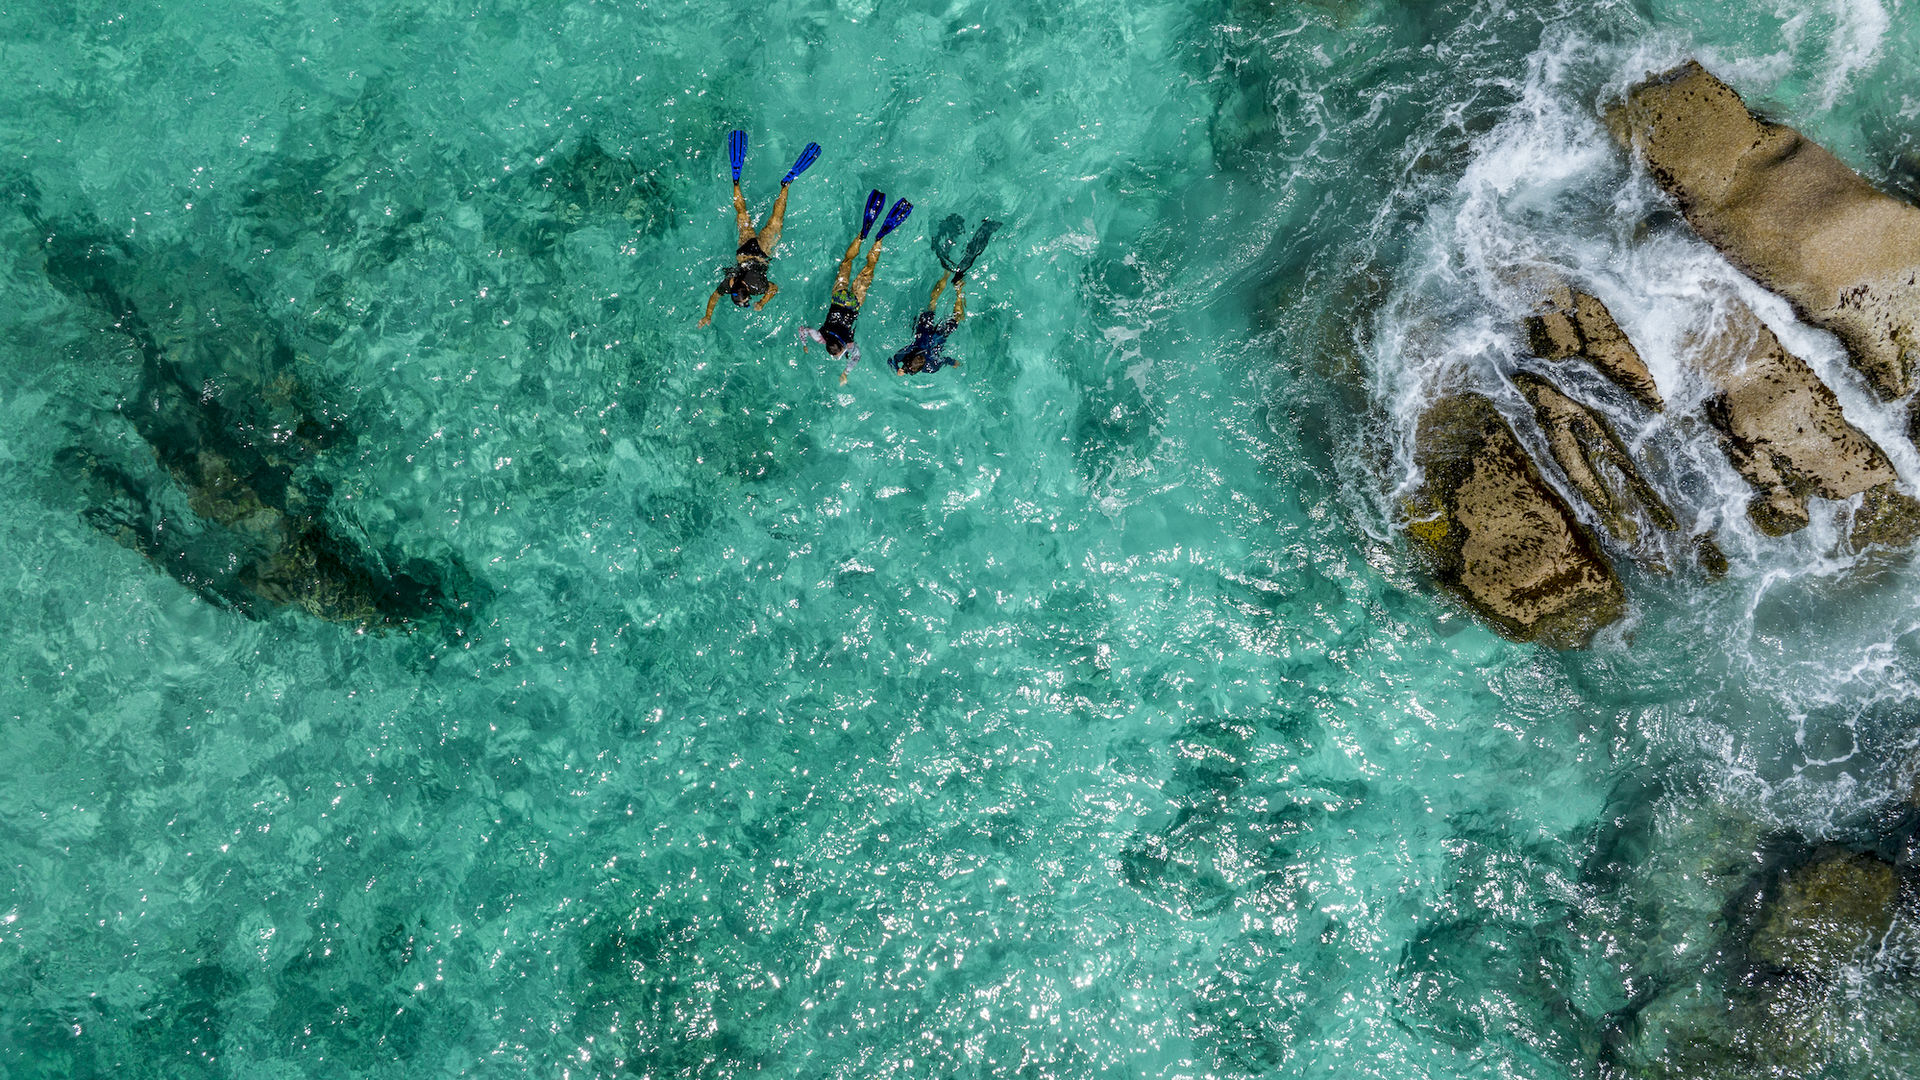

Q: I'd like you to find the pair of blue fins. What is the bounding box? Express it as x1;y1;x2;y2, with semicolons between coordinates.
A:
728;131;914;239
728;129;830;191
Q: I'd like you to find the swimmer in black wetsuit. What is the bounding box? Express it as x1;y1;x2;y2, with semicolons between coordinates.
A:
699;132;819;327
799;190;912;383
889;272;966;375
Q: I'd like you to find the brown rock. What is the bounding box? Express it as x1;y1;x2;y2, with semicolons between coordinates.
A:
1407;394;1626;647
1612;61;1920;398
1524;286;1665;410
1514;372;1679;545
1696;302;1903;535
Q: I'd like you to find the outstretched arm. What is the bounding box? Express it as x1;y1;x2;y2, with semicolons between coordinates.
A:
837;343;863;385
698;288;723;327
755;280;779;310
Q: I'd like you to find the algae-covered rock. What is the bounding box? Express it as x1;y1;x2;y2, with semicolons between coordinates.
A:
1695;302;1908;537
1693;533;1729;579
1612;61;1920;399
1849;481;1920;550
1525;286;1665;411
1749;851;1899;981
1605;849;1906;1079
1513;373;1678;546
1407;394;1626;647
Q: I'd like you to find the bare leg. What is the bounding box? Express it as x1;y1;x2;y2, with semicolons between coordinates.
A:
849;239;884;305
952;276;966;321
733;184;755;246
832;237;861;292
755;185;792;255
926;272;949;310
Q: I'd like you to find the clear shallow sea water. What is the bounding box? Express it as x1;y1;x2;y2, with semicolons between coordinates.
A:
5;1;1920;1077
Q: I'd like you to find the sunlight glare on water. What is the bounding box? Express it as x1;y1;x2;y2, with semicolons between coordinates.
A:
4;1;1920;1077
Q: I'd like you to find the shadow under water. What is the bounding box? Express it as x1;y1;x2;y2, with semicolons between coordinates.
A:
17;181;487;631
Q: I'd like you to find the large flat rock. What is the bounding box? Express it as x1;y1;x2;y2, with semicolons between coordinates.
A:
1695;301;1920;543
1407;394;1625;647
1612;61;1920;398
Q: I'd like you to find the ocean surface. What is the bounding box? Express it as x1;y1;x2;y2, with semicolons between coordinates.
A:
4;0;1920;1076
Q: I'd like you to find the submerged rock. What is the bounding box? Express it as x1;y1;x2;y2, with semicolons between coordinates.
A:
1524;286;1665;411
1513;373;1678;546
30;196;485;629
487;136;676;260
1748;850;1900;981
1694;301;1920;543
1406;393;1626;647
528;136;673;232
1612;61;1920;399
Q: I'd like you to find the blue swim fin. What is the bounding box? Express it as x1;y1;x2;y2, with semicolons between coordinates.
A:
728;130;747;183
932;214;965;272
859;189;886;239
781;142;821;185
953;218;1000;277
876;197;913;240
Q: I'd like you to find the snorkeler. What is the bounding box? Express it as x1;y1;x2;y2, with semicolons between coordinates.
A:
698;130;820;327
889;215;998;376
798;189;912;383
889;273;965;375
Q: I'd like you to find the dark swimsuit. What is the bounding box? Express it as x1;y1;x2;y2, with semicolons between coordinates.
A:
819;286;861;350
889;311;959;373
724;238;771;300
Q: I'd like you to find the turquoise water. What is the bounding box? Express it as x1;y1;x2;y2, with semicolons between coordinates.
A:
5;0;1920;1076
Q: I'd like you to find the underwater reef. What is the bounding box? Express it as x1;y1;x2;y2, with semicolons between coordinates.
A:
19;185;486;630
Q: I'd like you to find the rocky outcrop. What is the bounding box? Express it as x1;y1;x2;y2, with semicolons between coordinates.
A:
1524;286;1665;411
1694;301;1920;544
1612;61;1920;399
1513;373;1677;545
1407;394;1626;647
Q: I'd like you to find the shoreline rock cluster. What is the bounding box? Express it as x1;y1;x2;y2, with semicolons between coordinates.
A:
1406;62;1920;646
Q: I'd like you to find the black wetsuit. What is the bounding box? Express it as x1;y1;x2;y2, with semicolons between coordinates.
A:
724;238;771;300
819;288;860;351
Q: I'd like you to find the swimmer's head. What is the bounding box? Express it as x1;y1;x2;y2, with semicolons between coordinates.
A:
727;265;768;306
901;351;928;374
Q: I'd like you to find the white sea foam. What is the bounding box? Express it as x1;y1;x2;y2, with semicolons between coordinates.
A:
1814;0;1892;106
